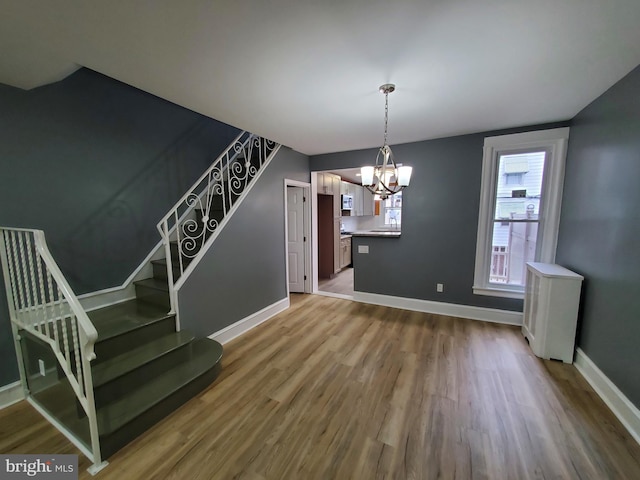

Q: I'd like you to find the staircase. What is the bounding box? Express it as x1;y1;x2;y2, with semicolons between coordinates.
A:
87;268;222;459
4;228;223;467
0;132;279;473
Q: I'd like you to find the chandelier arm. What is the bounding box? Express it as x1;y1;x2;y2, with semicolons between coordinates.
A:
380;183;403;195
364;185;378;196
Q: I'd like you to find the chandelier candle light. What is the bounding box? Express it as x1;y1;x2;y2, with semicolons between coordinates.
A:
361;84;412;200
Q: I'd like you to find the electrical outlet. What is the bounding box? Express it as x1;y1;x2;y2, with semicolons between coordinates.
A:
436;283;444;293
38;359;46;376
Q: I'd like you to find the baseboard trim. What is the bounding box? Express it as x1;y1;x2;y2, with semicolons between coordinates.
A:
315;291;354;301
574;347;640;445
352;291;523;326
80;289;137;312
0;381;24;409
208;297;289;345
78;240;163;312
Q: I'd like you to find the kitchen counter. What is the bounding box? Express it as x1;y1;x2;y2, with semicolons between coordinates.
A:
346;230;401;238
340;234;352;240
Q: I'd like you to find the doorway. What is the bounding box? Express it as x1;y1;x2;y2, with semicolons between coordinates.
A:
310;171;356;299
285;181;312;294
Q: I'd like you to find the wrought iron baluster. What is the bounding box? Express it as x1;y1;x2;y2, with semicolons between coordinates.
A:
173;211;183;276
221;152;228;217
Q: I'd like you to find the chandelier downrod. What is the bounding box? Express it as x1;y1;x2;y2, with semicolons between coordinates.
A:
360;84;412;200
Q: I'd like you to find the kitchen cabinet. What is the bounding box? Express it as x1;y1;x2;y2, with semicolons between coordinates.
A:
317;172;343;277
340;236;352;269
347;184;374;217
332;177;341;219
333;218;341;273
318;172;340;195
317;173;333;195
522;262;583;364
332;175;341;198
341;181;357;196
354;185;364;216
362;187;374;216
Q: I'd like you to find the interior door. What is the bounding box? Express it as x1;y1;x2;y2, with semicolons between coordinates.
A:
287;186;305;293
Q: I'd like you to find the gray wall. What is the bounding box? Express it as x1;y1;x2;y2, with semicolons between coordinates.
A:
311;123;568;312
178;147;310;338
556;65;640;407
0;69;239;386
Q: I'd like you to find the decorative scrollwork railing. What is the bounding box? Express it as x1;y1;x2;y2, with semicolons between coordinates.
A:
0;227;105;471
157;131;280;310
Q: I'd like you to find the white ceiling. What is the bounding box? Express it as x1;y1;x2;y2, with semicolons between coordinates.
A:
1;1;640;156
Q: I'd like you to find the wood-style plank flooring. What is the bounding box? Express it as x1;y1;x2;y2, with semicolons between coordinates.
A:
1;294;639;479
318;267;354;296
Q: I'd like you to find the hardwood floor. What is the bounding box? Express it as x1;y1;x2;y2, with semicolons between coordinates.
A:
318;267;354;296
2;294;639;479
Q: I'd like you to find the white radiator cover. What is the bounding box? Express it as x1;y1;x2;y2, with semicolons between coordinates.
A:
522;262;583;363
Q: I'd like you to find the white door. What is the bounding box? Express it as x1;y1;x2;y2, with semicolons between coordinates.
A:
287;186;305;293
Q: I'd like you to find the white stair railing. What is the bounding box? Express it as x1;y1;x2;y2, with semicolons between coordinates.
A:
0;227;107;474
157;131;280;316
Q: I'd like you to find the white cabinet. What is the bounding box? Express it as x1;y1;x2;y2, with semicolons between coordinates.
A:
354;185;364;216
318;172;340;195
522;262;583;364
317;173;328;194
333;218;341;273
337;181;374;217
332;175;341;218
332;175;341;199
350;184;374;217
316;172;343;276
340;236;352;269
362;187;374;216
341;181;356;196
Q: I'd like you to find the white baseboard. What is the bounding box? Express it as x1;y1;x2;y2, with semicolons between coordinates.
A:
0;381;24;409
352;291;523;326
208;297;289;344
315;291;354;301
78;241;163;311
79;287;136;312
574;347;640;445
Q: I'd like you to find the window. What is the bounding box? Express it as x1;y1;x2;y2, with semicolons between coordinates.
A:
473;128;569;299
384;192;402;227
505;172;524;185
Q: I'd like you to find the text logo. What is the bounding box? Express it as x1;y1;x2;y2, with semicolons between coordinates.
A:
1;455;77;479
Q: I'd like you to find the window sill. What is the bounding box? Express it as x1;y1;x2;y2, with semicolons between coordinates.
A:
473;286;524;300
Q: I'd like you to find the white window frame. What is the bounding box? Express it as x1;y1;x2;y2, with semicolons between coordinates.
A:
384;192;402;227
473;127;570;299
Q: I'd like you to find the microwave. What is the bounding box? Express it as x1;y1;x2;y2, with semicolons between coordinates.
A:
342;194;353;210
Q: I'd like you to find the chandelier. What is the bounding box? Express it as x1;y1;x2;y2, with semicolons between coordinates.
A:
360;84;412;200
